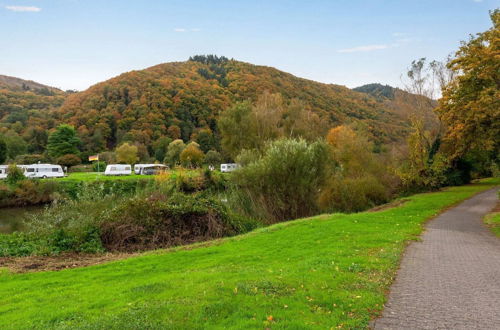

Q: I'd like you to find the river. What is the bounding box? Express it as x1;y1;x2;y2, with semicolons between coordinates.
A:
0;206;43;234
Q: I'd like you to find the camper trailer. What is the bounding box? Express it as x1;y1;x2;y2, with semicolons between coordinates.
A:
23;164;65;179
220;163;238;173
133;164;167;175
136;164;167;175
104;164;132;176
0;165;7;179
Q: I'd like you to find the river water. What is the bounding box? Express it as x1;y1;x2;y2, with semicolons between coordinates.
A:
0;206;43;234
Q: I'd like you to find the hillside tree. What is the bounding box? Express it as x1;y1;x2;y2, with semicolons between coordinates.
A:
116;143;138;164
47;124;81;158
437;9;500;160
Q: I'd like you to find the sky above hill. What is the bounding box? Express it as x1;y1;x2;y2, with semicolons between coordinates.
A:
0;0;498;91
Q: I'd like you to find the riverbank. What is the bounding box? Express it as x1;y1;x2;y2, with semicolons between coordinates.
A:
0;179;497;328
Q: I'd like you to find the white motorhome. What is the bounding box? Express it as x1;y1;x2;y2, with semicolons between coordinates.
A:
0;165;7;179
23;164;65;179
220;163;239;173
104;164;132;176
135;164;167;175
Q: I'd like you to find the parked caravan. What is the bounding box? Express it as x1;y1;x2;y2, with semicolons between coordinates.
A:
133;164;163;175
104;164;132;176
220;163;238;173
138;164;167;175
0;165;7;179
23;164;65;179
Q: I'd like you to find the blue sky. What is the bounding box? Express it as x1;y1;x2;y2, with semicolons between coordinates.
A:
0;0;498;90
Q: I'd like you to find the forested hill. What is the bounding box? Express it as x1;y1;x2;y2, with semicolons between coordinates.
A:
354;83;439;131
0;77;66;156
0;75;62;94
57;56;430;154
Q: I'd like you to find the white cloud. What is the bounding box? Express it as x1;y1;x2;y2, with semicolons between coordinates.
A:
337;44;389;53
392;32;407;37
5;5;41;12
174;28;201;33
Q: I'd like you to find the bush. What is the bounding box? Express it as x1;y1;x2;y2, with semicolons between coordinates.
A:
231;138;332;223
318;174;390;212
6;164;25;185
99;193;256;251
92;161;107;172
56;154;82;168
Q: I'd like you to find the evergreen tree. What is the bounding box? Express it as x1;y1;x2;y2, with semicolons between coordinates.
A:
47;125;81;158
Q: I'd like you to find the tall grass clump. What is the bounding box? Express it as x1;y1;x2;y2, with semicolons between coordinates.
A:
230;138;332;223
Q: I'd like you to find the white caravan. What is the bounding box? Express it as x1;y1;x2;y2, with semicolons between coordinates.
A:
220;163;238;173
133;164;165;175
135;164;167;175
104;164;132;176
23;164;65;179
0;165;7;179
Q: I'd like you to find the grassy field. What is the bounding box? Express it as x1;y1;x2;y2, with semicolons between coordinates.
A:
484;191;500;237
0;179;497;329
52;170;200;182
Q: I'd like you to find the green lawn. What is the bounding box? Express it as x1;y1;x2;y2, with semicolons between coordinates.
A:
53;170;200;182
484;191;500;237
0;179;497;329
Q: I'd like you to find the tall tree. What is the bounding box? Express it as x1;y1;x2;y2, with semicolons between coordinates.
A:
47;124;81;158
437;9;500;159
0;136;6;164
115;142;138;164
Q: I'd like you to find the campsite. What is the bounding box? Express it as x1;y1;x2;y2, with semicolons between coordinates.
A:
0;2;498;329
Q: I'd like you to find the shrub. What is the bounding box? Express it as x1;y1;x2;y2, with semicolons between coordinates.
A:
318;174;390;212
321;126;398;211
99;193;256;251
180;142;205;168
56;154;82;168
6;164;25;185
92;161;107;172
231;138;332;223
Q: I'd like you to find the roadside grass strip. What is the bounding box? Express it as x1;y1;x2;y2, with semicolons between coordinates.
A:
0;179;497;329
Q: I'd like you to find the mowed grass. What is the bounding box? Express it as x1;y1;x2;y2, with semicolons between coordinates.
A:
0;179;497;329
484;191;500;237
52;170;200;182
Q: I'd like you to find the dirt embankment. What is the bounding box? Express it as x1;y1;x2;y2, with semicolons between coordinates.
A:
0;252;137;273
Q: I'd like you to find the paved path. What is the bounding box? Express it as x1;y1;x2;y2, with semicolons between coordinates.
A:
373;188;500;330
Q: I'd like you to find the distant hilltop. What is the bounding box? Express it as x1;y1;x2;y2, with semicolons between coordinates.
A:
0;74;62;94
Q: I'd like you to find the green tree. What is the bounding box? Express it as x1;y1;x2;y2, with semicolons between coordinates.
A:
0;136;6;164
2;131;28;160
116;143;138;164
47;125;81;159
195;129;216;153
218;101;259;159
153;136;172;162
204;150;222;167
164;139;186;166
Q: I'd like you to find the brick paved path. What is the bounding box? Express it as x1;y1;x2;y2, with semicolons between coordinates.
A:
373;188;500;330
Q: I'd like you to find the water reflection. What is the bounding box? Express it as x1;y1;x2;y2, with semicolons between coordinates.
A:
0;206;43;234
